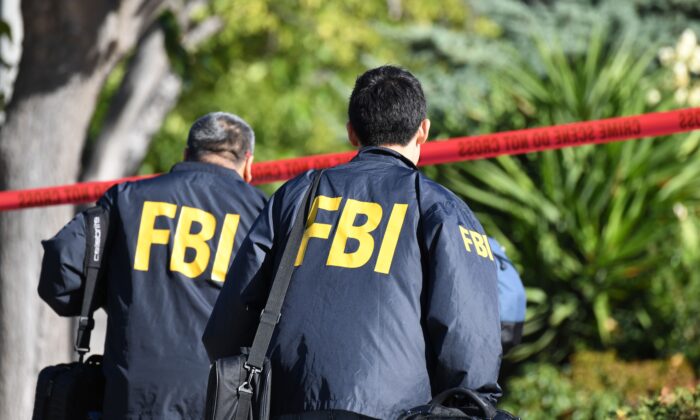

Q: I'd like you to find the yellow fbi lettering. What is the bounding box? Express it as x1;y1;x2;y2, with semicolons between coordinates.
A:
459;226;494;261
133;201;240;281
294;196;408;274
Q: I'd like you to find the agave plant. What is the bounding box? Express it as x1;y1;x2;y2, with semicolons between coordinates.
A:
425;28;700;363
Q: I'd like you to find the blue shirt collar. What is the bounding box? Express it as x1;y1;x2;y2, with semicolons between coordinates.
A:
351;146;418;170
170;161;245;183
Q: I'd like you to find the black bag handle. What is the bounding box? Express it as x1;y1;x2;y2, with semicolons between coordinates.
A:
75;206;109;362
429;388;497;419
235;170;323;420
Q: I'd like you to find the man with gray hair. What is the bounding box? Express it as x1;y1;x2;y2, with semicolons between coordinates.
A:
38;112;266;419
186;112;256;180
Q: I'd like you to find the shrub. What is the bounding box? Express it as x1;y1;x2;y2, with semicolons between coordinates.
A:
571;352;696;403
500;361;620;419
422;27;700;365
615;385;700;419
502;353;697;419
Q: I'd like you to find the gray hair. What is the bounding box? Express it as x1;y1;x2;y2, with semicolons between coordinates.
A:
187;112;255;164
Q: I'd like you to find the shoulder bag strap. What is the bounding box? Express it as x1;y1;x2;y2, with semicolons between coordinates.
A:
235;171;323;420
75;206;110;362
245;170;323;372
246;171;323;372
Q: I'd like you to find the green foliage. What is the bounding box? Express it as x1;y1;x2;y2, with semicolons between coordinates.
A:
502;352;697;419
86;61;127;140
471;0;700;55
423;27;700;364
81;60;128;169
616;385;700;419
0;19;11;43
393;0;700;138
501;361;620;419
142;0;473;180
570;352;696;402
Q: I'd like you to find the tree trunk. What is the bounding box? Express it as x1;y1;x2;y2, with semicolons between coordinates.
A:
0;0;23;121
0;1;161;418
82;25;181;182
81;12;224;182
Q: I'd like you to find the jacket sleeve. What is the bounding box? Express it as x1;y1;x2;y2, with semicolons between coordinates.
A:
38;191;114;317
202;194;277;361
422;202;503;404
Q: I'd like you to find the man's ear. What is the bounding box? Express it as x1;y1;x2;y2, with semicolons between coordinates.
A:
347;122;360;147
243;154;254;183
416;119;431;145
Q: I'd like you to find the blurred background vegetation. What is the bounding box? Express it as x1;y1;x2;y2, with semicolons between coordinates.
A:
70;0;700;417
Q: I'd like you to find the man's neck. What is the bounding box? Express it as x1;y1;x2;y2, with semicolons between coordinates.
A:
191;155;242;176
375;143;420;165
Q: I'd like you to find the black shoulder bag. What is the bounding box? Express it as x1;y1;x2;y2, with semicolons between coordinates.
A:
205;171;323;420
407;178;519;420
32;206;108;420
400;388;520;420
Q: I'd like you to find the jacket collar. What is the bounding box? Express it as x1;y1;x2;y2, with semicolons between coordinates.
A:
170;161;245;183
352;146;418;170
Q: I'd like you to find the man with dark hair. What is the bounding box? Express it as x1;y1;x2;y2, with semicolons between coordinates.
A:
347;65;427;148
204;66;502;419
39;112;266;419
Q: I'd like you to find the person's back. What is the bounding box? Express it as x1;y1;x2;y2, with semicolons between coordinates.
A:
39;113;266;419
204;67;502;419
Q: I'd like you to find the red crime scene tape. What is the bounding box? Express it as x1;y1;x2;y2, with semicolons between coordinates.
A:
2;107;700;211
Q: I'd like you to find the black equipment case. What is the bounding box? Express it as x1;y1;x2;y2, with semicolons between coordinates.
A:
32;206;109;420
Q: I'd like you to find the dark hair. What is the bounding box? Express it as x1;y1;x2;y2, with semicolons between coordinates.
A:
187;112;255;164
348;65;427;147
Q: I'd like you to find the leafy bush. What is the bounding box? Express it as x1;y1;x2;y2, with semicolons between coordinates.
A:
616;385;700;419
421;26;700;365
502;353;697;419
143;0;473;177
500;361;620;419
571;352;696;403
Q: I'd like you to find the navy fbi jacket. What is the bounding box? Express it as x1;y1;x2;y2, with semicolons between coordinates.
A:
38;162;266;420
203;147;502;419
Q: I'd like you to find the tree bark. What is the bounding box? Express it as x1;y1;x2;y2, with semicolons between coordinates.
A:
82;13;223;182
0;0;23;121
82;25;181;181
0;1;162;418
